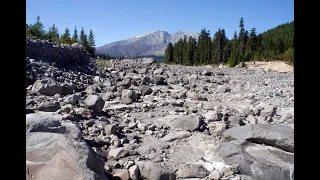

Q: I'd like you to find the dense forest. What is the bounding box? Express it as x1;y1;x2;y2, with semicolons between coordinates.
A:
164;18;294;67
26;16;96;57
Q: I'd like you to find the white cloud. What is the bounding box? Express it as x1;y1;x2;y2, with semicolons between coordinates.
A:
92;26;96;31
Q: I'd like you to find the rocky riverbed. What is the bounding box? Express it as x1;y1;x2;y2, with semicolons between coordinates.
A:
26;40;294;180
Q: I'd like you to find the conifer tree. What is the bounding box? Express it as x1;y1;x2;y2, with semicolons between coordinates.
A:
238;17;246;62
26;24;30;37
198;29;211;65
87;29;96;56
182;35;188;65
164;42;174;64
60;27;71;44
71;27;78;44
185;36;196;66
46;24;59;41
29;16;46;38
227;31;238;67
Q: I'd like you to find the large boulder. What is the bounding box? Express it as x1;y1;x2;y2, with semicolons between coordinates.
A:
172;114;202;131
26;113;65;133
176;164;210;178
64;93;81;105
31;78;62;96
84;95;105;113
222;124;294;153
136;161;176;180
214;140;294;180
160;130;191;142
37;101;61;112
121;89;138;104
26;114;106;180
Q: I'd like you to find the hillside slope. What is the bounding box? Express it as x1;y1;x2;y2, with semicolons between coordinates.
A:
96;31;200;57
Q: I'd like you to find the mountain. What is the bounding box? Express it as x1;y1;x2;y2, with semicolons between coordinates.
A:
96;31;200;57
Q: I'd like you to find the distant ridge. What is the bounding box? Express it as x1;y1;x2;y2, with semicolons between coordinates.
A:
96;31;200;57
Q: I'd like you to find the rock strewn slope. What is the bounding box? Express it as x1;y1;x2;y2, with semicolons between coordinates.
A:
26;41;294;180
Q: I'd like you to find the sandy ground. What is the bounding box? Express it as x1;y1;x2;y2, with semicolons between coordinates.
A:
245;61;294;72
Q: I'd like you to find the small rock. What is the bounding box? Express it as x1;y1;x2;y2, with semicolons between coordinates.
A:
102;91;114;101
138;123;147;131
246;115;257;124
113;169;130;180
260;105;276;118
145;130;154;135
204;111;223;122
108;147;129;160
222;166;234;176
216;85;231;93
105;124;118;136
129;165;140;180
140;85;153;96
209;170;222;180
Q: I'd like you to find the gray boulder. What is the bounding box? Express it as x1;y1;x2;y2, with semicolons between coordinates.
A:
84;95;105;113
64;93;81;105
176;164;210;178
37;101;60;112
60;83;76;95
216;85;231;93
160;131;191;142
121;89;138;104
136;161;176;180
204;111;223;122
31;78;62;96
260;105;276;118
214;140;293;180
140;85;153;96
26;114;106;180
222;124;294;153
172;114;202;131
26;114;65;133
102;91;114;101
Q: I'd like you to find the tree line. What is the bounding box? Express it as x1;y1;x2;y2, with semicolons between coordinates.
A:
164;18;294;67
26;16;96;57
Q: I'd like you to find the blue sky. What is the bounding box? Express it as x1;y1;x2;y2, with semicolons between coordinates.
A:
26;0;294;47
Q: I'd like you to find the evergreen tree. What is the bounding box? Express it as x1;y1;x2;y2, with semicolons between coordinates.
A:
88;29;95;47
193;41;200;65
87;29;96;56
46;24;59;41
198;28;211;65
164;42;174;64
211;30;220;64
238;17;246;62
220;29;227;63
227;31;239;67
182;35;188;65
185;36;196;66
60;27;71;44
29;16;46;38
245;28;257;60
79;27;90;54
173;38;184;64
80;27;87;45
26;24;30;37
71;27;78;44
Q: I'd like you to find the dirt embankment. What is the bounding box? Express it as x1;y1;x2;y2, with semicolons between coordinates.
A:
245;61;293;72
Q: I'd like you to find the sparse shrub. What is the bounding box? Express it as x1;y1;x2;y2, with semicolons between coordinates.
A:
96;59;111;68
